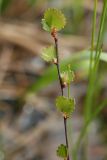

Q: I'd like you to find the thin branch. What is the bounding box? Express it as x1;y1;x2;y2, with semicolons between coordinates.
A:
52;32;70;160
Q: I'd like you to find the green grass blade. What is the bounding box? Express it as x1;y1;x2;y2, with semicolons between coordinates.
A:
84;0;107;121
72;99;107;160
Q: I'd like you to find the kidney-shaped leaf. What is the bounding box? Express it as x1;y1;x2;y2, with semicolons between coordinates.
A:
42;8;66;32
56;96;75;117
56;144;67;158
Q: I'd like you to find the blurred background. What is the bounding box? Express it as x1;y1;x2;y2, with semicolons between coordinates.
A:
0;0;107;160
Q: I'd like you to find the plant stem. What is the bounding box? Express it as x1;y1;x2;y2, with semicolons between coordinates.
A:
81;1;98;159
84;0;107;122
78;2;98;159
94;0;107;71
89;0;97;74
68;84;70;99
54;37;64;95
85;0;98;121
53;35;70;160
64;117;69;149
73;1;107;159
72;99;107;160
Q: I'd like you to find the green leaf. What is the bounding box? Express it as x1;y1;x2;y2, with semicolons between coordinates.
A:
42;8;66;32
0;0;13;13
56;96;75;117
61;65;75;85
56;144;67;158
41;45;56;63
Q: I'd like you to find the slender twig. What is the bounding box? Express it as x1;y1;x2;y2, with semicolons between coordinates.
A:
54;37;64;96
52;32;70;160
64;117;69;149
68;84;70;99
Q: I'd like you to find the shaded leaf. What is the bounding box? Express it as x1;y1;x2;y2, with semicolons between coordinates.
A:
56;96;75;117
56;144;67;158
61;65;75;85
41;45;56;63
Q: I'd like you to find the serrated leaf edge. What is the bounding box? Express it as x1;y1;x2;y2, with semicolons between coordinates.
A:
56;96;75;118
56;144;68;158
41;45;56;62
43;8;66;31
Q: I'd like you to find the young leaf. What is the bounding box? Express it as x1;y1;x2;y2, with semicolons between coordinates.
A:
61;66;75;85
56;144;67;158
41;45;56;63
56;96;75;118
42;8;66;32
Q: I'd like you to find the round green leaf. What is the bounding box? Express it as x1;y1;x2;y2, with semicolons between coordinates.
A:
42;8;66;32
41;45;56;62
56;96;75;117
56;144;67;158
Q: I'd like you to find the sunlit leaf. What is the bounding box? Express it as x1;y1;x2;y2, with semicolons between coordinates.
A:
42;8;66;32
56;144;67;158
56;96;75;117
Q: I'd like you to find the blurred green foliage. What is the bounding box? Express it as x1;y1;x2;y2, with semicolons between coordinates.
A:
0;0;13;13
62;0;84;34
